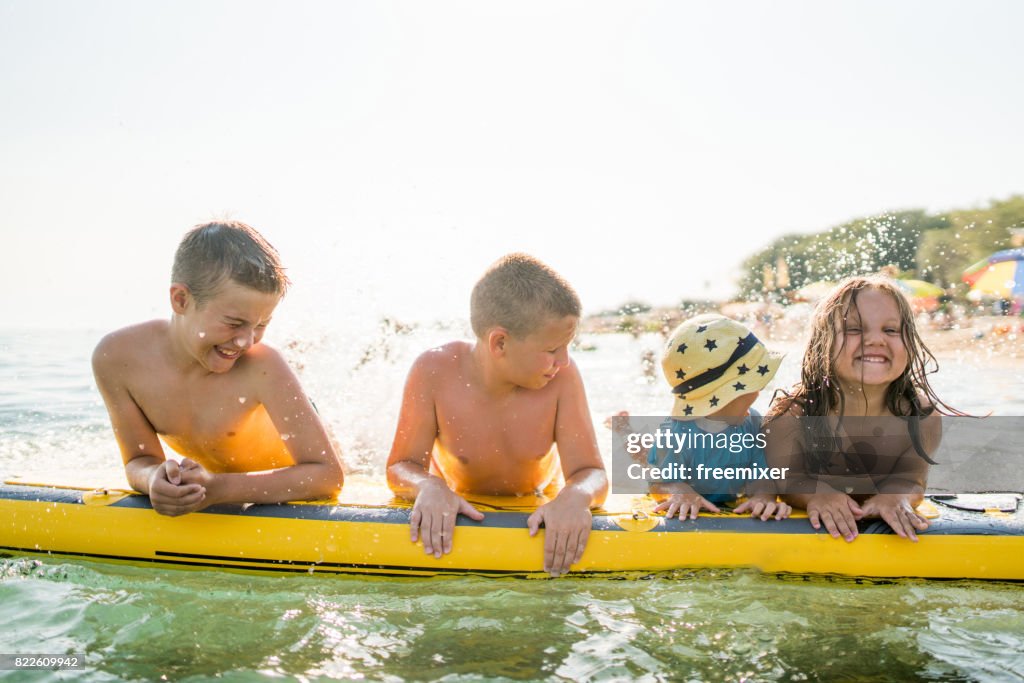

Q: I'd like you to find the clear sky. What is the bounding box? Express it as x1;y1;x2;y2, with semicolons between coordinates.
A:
2;0;1022;330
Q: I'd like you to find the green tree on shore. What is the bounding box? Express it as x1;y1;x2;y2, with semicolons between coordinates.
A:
738;196;1023;300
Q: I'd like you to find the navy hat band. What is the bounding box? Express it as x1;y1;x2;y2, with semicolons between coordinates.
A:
671;332;760;397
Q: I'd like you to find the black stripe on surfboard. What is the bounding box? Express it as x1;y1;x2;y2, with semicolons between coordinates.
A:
0;545;547;577
7;546;1024;582
153;549;530;574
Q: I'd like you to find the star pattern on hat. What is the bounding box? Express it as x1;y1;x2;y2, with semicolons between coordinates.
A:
696;325;707;333
675;369;686;380
737;364;749;375
677;343;688;354
757;364;770;376
733;382;746;391
704;338;717;351
683;405;694;416
709;396;719;407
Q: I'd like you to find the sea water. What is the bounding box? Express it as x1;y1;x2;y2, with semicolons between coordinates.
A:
1;324;1023;682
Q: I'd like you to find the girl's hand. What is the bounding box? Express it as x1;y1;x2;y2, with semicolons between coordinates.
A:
654;492;720;520
859;494;929;542
734;494;791;521
806;491;864;542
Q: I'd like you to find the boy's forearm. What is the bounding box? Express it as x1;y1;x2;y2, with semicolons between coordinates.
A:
206;461;343;505
560;467;608;508
124;455;163;494
387;461;447;501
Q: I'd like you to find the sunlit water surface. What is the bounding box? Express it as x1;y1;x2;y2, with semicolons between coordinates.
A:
1;326;1023;681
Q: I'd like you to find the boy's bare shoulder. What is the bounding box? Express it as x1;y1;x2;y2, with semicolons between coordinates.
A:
399;341;471;398
559;356;584;383
410;341;470;373
92;320;168;370
236;342;293;377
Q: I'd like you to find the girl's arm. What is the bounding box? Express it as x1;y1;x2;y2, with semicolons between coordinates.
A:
765;412;863;540
876;413;941;497
858;414;942;541
763;412;839;503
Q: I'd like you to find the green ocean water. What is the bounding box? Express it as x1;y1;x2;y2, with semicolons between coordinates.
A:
2;559;1023;682
2;328;1024;681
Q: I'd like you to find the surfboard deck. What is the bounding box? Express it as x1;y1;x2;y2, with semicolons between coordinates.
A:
2;478;1022;580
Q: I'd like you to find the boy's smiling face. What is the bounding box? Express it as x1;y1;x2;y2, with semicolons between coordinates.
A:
173;279;281;373
500;314;578;389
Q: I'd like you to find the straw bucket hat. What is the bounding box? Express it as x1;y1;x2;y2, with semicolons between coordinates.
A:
661;314;783;417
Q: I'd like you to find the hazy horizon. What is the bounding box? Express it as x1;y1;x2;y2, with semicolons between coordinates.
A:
3;1;1023;330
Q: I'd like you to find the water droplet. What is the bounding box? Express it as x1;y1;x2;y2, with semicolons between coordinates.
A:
282;433;291;441
138;444;145;450
198;332;206;338
238;397;247;404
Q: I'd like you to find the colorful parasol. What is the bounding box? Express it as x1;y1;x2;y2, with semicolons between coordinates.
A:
895;279;945;299
962;248;1024;299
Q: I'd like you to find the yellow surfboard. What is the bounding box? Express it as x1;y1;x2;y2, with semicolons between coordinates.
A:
1;478;1021;580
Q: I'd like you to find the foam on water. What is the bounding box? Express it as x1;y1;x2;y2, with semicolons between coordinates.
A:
2;559;1023;681
1;324;1018;481
1;325;1023;680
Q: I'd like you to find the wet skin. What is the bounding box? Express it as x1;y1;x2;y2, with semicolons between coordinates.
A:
93;280;342;515
833;288;910;396
387;315;608;577
650;392;792;522
767;287;939;542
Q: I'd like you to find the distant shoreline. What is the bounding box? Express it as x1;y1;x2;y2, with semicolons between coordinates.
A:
580;308;1024;365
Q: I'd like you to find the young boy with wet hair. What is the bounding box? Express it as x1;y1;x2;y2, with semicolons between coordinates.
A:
93;221;343;516
387;253;608;577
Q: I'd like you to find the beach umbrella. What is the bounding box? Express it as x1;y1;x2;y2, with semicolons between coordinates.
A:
962;248;1024;299
895;279;944;299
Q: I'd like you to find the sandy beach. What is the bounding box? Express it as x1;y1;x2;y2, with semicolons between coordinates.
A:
918;317;1024;364
583;308;1024;366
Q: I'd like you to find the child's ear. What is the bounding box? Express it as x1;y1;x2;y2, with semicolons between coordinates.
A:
169;284;192;314
488;328;508;356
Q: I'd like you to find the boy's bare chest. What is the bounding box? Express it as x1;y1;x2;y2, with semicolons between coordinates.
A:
129;369;255;439
434;388;558;460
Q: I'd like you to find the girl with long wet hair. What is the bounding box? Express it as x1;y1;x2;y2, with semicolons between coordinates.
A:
766;275;961;542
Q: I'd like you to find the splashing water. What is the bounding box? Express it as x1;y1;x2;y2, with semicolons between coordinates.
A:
1;324;1022;680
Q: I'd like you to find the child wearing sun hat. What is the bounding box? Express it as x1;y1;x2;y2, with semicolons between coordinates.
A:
647;313;791;521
